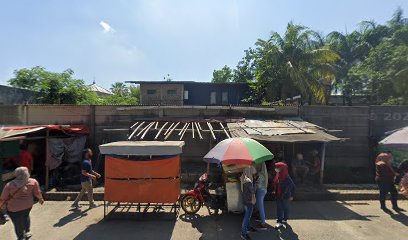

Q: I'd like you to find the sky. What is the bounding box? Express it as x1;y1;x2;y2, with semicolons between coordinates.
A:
1;0;408;89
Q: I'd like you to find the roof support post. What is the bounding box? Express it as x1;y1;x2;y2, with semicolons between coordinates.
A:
320;142;327;185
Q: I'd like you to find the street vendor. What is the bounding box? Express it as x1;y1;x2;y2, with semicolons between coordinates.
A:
292;153;309;182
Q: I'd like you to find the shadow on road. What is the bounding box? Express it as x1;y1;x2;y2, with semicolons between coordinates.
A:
382;209;408;227
179;213;299;240
73;212;177;240
54;208;91;227
265;201;377;221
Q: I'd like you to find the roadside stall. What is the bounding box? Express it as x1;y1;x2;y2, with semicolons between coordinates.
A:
99;141;184;219
0;125;88;190
203;137;274;213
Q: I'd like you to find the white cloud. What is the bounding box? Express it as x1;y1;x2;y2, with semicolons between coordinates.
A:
99;21;115;33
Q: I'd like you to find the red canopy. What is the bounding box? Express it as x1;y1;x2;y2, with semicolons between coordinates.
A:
2;125;89;135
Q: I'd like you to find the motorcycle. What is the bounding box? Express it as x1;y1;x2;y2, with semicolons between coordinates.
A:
180;173;226;215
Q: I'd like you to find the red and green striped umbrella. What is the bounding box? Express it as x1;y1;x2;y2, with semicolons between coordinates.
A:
204;137;274;165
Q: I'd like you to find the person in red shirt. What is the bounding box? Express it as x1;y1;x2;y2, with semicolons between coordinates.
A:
19;144;33;173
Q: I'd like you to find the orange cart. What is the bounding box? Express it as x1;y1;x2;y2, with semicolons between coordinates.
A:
99;141;185;218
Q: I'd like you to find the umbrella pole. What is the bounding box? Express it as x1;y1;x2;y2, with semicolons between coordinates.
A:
207;162;210;175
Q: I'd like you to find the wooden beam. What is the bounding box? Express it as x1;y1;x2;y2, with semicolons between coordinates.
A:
164;122;175;136
128;121;145;140
45;128;50;190
197;122;203;131
219;122;231;138
180;123;190;140
207;122;216;140
141;122;155;139
195;122;203;139
130;122;139;129
191;122;195;139
164;122;180;140
154;122;168;140
137;122;153;137
178;123;188;136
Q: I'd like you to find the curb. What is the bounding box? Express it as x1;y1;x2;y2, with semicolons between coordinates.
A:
44;191;405;201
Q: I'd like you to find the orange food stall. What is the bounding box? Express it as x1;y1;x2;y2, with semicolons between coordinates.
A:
99;141;185;218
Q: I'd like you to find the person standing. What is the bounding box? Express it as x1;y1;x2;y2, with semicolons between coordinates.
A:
72;149;101;209
19;143;33;174
255;162;268;230
0;167;44;240
375;153;403;211
240;166;257;240
274;162;295;229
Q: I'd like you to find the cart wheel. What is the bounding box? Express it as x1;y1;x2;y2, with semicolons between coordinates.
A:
180;195;201;214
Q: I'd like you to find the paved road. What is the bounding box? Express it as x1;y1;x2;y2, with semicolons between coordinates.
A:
1;201;408;240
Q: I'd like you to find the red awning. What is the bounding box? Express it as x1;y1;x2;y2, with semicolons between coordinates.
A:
1;125;89;141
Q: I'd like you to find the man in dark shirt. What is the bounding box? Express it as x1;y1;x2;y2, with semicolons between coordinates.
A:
72;149;101;209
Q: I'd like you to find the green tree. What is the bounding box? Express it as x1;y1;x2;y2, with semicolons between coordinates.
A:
102;83;140;105
8;67;94;104
250;23;339;104
326;30;371;105
212;65;234;83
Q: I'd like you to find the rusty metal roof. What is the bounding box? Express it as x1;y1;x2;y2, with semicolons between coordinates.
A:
227;120;340;143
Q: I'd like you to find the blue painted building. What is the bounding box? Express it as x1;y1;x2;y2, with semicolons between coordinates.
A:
127;81;250;106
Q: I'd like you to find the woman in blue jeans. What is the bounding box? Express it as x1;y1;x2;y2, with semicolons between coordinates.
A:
255;162;268;230
273;162;295;229
240;166;257;240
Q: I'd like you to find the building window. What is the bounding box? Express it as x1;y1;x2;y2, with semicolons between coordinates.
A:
210;91;217;105
222;92;228;104
147;89;156;95
184;90;189;100
167;89;177;95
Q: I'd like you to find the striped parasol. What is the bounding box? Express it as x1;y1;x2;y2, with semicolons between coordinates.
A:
203;137;274;165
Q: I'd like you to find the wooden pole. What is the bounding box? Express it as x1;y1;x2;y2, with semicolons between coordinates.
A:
207;122;216;140
155;122;158;130
320;142;327;185
219;122;231;138
128;121;145;140
154;122;168;140
164;122;180;140
45;129;49;190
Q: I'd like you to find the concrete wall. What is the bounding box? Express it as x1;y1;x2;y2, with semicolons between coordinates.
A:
0;85;36;104
1;104;407;183
302;106;408;183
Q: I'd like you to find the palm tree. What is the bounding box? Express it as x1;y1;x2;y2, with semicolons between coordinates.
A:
266;23;340;104
110;82;129;97
326;30;370;105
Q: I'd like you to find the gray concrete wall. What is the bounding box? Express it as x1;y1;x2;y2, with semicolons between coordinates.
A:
1;104;407;183
302;106;408;183
0;85;36;104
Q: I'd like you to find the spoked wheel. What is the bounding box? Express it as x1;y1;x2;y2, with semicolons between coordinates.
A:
180;195;202;214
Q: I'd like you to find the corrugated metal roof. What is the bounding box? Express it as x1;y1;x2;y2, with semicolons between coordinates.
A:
227;120;340;143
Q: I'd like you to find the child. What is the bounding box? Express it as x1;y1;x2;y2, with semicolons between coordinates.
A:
273;162;295;229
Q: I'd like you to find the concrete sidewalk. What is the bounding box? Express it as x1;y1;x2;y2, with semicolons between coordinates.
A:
1;200;408;240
